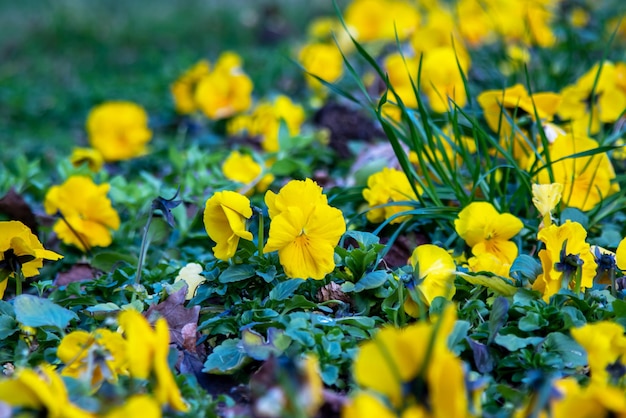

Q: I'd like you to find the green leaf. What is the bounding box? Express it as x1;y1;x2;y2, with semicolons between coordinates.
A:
488;297;509;345
202;339;249;374
283;295;318;312
459;273;517;296
542;332;587;368
85;303;121;320
518;312;548;332
353;270;389;292
270;158;302;176
257;266;277;283
561;306;586;328
448;320;471;355
560;208;588;229
0;315;18;339
494;334;543;351
613;299;626;318
0;301;14;316
219;264;255;283
13;295;78;329
344;231;380;247
91;251;138;272
269;279;303;301
320;363;339;385
510;255;542;284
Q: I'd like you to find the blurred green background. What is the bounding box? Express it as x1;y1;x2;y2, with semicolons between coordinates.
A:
0;0;340;164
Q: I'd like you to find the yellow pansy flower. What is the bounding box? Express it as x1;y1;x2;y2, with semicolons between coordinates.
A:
170;59;211;115
532;220;597;301
532;183;563;228
570;321;626;385
534;133;618;212
557;62;626;136
298;42;343;93
104;395;162;418
57;328;127;387
263;179;346;280
44;176;120;252
203;191;253;261
222;150;274;195
420;46;470;113
194;52;253;120
362;168;420;224
118;310;188;412
408;244;456;309
0;365;94;418
455;201;523;264
174;262;206;300
86;101;152;162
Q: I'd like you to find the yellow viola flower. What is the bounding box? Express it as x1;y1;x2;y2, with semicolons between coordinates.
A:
351;305;468;416
532;221;597;301
170;59;211;114
408;244;456;308
344;0;419;43
535;133;618;211
477;84;560;167
57;328;127;387
228;95;305;153
86;101;152;162
570;321;626;385
298;42;343;93
194;52;253;120
104;395;162;418
263;179;346;280
0;220;62;283
118;310;188;412
532;183;563;228
362;168;420;224
0;365;94;418
342;392;396;418
203;191;253;261
222;150;274;195
383;52;419;109
557;62;626;136
44;176;120;252
455;201;523;264
550;381;626;418
174;262;206;300
420;46;470;113
69;147;104;172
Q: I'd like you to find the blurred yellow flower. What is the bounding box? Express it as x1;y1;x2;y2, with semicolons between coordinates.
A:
104;395;162;418
533;220;597;301
557;62;626;136
57;328;127;387
455;201;523;264
174;262;206;300
44;176;120;252
86;101;152;162
170;59;211;114
298;42;343;93
407;244;456;309
362;167;420;224
383;52;419;109
195;52;253;119
344;0;419;43
535;133;618;211
203;191;253;261
69;147;104;172
118;310;188;412
350;305;468;416
468;252;513;279
222;150;274;194
263;179;346;279
571;321;626;384
420;46;469;113
228;95;305;153
477;84;560;167
0;365;94;418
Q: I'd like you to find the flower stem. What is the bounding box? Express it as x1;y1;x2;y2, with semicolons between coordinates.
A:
610;267;617;297
135;211;154;285
14;265;24;296
573;265;582;296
